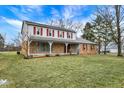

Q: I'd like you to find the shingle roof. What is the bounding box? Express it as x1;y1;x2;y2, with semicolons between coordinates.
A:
76;38;96;44
30;36;96;44
24;20;76;33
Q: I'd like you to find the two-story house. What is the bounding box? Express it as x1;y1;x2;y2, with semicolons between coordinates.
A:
21;21;97;57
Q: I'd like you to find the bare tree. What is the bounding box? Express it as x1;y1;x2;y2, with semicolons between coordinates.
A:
12;32;22;47
95;5;124;56
21;31;31;58
49;18;83;34
0;33;6;49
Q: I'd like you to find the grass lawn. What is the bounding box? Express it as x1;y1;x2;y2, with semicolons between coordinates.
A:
0;52;124;88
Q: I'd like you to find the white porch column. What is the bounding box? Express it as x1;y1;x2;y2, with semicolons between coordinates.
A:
48;41;53;55
65;43;68;54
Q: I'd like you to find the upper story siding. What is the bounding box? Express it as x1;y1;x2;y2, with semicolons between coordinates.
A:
27;24;76;40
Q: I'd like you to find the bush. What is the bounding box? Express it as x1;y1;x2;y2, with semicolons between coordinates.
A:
17;51;20;55
24;55;33;59
46;54;50;57
28;55;33;59
55;54;60;56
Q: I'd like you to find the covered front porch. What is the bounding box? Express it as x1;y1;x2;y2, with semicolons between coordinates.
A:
28;40;79;57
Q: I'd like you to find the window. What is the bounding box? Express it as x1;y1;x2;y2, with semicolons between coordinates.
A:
37;28;40;35
39;42;49;52
32;41;40;53
42;43;49;52
47;28;53;37
49;30;52;36
58;31;64;38
34;27;40;35
83;44;85;50
52;30;54;37
59;31;63;38
63;32;64;38
67;32;71;38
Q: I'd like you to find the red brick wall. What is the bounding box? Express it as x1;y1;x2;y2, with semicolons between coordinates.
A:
52;43;64;53
28;41;97;56
79;44;97;55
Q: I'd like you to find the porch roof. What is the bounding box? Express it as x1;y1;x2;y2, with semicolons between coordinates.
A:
30;36;96;44
77;38;96;45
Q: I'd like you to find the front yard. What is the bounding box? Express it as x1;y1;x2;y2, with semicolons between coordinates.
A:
0;52;124;88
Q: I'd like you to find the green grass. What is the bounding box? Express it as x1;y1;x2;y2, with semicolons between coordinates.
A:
0;52;124;88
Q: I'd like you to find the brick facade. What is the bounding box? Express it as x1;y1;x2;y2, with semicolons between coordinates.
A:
52;43;65;53
27;41;97;56
79;44;96;55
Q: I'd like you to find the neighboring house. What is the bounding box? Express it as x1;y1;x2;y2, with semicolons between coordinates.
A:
0;43;21;51
21;21;97;57
105;42;124;53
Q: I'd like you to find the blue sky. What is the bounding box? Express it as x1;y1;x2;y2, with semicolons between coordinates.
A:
0;5;97;44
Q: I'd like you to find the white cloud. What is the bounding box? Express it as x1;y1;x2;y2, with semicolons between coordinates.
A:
20;5;42;13
8;5;43;20
0;16;22;32
50;6;87;23
8;6;30;20
49;6;92;38
62;5;85;19
51;8;60;18
50;5;86;20
76;18;90;37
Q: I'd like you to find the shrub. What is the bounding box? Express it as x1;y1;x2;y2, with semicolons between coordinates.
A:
17;51;20;55
55;54;60;56
46;54;50;57
24;55;33;59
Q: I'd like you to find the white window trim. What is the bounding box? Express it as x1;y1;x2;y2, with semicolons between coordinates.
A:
48;29;53;37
